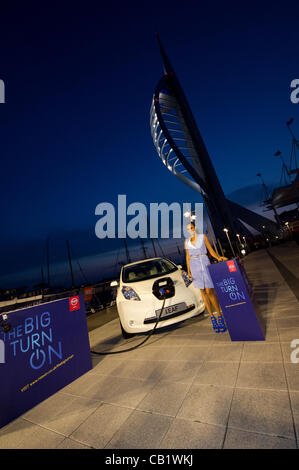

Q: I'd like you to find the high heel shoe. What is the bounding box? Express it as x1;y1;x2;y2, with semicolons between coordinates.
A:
217;314;227;333
210;315;220;333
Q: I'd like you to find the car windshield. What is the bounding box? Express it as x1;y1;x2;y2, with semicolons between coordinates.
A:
122;258;178;283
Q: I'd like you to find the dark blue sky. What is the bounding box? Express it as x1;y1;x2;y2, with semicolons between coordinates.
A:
1;1;299;288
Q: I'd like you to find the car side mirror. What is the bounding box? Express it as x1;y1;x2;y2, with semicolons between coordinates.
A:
110;280;119;287
177;265;182;269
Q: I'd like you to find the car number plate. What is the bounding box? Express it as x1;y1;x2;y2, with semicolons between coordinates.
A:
155;302;186;318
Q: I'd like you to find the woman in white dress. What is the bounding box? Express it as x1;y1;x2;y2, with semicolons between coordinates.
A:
185;221;227;333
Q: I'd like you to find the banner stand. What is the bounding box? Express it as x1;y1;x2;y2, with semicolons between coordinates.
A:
208;259;265;341
0;295;92;429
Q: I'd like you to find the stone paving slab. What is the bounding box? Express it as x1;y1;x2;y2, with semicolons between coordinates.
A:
228;388;294;439
193;361;240;387
69;403;134;449
290;391;299;442
160;418;226;449
1;243;299;448
155;360;202;384
0;418;65;449
223;428;297;449
23;393;101;436
241;342;283;362
57;437;93;449
236;362;288;391
105;410;173;449
177;383;235;426
137;380;191;417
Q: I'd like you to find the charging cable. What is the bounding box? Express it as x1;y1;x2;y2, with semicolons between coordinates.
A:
90;277;174;356
90;297;166;355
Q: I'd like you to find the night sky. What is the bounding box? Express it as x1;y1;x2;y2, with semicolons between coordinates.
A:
1;1;299;288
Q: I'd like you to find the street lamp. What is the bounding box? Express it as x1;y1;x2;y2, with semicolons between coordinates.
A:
285;221;292;238
261;225;269;246
236;233;242;247
223;228;236;257
235;233;243;256
242;236;249;252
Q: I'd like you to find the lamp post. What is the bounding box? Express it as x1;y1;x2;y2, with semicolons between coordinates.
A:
236;233;243;250
285;221;292;239
223;228;236;257
242;235;250;253
235;233;242;256
261;225;268;246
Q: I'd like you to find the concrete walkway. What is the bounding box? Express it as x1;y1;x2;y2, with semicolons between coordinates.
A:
1;243;299;449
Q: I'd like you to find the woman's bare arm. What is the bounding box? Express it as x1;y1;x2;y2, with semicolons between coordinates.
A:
204;235;227;261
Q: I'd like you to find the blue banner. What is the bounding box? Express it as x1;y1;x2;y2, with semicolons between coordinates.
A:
208;259;265;341
0;295;92;429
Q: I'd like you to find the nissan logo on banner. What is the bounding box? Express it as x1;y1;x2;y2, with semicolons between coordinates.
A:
69;296;80;311
227;260;237;273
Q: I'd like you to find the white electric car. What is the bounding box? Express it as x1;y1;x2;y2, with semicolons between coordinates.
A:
110;257;205;337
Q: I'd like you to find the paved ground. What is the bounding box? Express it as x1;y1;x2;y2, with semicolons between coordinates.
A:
1;242;299;449
87;305;118;332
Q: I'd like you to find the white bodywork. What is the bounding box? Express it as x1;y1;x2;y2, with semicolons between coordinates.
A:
114;257;205;334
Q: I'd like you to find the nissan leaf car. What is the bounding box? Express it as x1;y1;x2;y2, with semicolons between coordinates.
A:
110;257;205;337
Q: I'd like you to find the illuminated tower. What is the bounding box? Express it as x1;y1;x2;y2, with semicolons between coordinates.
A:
150;35;278;240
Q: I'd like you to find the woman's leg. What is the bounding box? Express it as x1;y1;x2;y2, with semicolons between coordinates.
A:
206;288;222;316
201;288;220;332
206;288;226;332
199;288;214;316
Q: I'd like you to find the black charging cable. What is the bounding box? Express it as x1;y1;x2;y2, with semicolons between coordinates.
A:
90;297;166;355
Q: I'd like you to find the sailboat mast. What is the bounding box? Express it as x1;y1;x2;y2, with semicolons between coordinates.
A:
140;237;147;259
46;238;50;287
66;240;75;288
124;239;131;264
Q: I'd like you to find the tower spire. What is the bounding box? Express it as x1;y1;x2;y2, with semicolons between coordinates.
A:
150;36;279;241
155;33;174;76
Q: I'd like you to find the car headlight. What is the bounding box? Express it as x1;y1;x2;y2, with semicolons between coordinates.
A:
121;286;141;301
181;270;192;287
